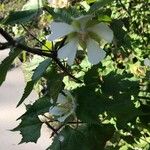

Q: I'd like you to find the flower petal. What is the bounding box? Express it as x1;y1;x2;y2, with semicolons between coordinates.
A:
46;22;74;41
49;106;64;116
87;40;106;65
74;15;92;30
58;39;78;65
63;90;73;100
57;93;68;104
57;113;71;122
89;23;113;43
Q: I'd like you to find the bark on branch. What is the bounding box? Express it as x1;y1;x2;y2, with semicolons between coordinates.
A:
0;27;82;83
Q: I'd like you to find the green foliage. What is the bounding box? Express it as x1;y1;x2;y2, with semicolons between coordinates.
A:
0;49;22;85
49;124;114;150
75;86;105;123
0;0;149;149
1;0;43;25
12;96;51;143
111;20;131;49
3;10;40;25
89;0;115;13
17;58;51;107
45;66;64;100
44;6;80;23
84;65;100;86
76;71;142;127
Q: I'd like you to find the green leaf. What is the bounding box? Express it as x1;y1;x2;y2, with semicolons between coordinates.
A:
74;86;106;123
48;126;88;150
0;49;22;86
17;81;35;107
3;10;40;25
100;72;142;127
84;65;100;86
101;72;139;96
111;20;131;48
18;96;52;120
89;0;115;13
48;124;114;150
106;94;141;128
139;101;150;125
14;117;42;144
45;6;80;23
77;71;142;126
32;59;51;81
22;55;45;82
12;97;51;143
17;58;51;107
98;15;112;22
83;124;115;150
46;67;64;100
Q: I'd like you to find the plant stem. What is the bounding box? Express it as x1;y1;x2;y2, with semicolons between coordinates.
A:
0;27;82;83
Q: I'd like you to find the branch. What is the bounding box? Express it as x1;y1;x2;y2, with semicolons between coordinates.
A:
0;27;14;42
0;42;11;49
21;24;50;50
45;122;59;136
52;57;83;83
0;27;82;83
0;27;51;56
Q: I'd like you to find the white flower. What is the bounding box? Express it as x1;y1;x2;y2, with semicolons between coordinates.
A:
47;15;114;65
49;90;76;122
144;58;150;67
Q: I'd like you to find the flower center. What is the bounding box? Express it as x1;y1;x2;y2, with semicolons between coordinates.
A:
78;31;88;41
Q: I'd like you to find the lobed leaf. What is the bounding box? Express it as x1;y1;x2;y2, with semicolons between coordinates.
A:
111;20;131;48
46;67;64;100
0;49;22;86
17;58;51;107
44;6;80;23
12;97;51;143
2;10;40;25
76;71;142;127
48;124;114;150
74;86;107;123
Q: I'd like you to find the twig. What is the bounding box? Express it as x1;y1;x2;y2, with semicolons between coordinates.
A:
50;124;64;138
0;27;82;83
57;36;67;50
17;26;81;83
52;57;83;83
45;122;59;136
0;42;11;49
21;24;50;51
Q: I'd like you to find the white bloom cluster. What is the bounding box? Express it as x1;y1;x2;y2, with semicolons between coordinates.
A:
47;15;114;65
49;90;76;122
